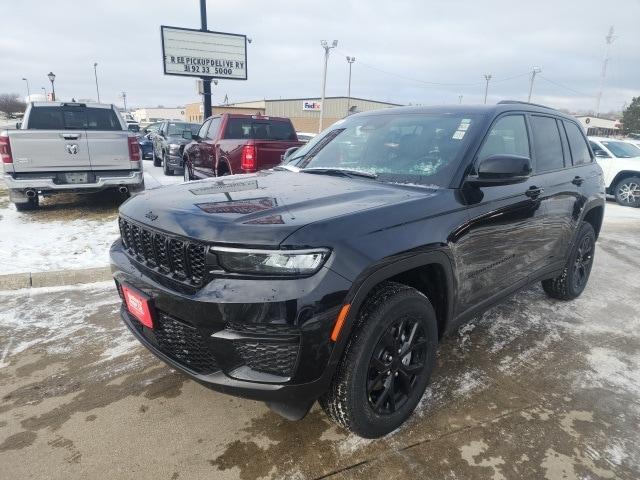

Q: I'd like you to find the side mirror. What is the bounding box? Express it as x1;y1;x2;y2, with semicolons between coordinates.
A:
594;150;610;158
182;130;193;140
15;122;22;129
467;154;532;187
281;146;300;162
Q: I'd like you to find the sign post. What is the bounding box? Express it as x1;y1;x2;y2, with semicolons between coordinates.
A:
160;0;247;120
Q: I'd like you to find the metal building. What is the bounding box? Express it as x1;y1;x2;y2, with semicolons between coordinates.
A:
185;96;401;132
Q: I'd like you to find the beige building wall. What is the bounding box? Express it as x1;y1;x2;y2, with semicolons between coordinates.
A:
184;102;266;123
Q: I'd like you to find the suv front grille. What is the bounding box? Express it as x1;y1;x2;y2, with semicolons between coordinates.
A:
119;217;208;287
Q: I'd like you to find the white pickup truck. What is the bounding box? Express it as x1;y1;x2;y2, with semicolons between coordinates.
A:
0;102;144;211
588;136;640;208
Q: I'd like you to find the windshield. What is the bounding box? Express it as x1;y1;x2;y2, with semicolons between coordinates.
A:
167;123;200;136
602;141;640;158
290;113;477;186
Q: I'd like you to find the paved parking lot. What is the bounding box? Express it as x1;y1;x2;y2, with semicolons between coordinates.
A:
0;202;639;480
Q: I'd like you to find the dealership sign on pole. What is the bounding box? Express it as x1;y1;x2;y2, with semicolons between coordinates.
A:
160;26;247;80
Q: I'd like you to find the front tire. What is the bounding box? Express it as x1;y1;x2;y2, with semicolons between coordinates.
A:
614;176;640;207
163;154;174;176
183;159;192;182
152;149;161;167
320;282;438;438
542;222;595;300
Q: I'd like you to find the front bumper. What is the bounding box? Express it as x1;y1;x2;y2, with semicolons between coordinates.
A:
3;170;144;192
166;153;183;168
110;239;351;415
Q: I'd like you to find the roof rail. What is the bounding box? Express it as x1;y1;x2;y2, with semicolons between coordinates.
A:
497;100;555;110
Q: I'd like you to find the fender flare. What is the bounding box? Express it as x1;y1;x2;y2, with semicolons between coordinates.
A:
326;249;455;371
216;157;232;176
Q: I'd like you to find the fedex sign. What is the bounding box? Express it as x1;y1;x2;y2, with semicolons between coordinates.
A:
302;101;322;111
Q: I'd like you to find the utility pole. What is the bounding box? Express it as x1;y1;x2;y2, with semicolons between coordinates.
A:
527;66;542;102
319;39;338;132
121;91;127;111
21;78;30;99
595;26;616;118
93;62;101;103
346;56;355;115
483;74;492;104
200;0;212;119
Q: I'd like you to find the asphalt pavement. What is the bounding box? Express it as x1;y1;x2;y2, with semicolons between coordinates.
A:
0;202;639;480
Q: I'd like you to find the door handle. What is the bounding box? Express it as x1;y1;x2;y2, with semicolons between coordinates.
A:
571;176;584;186
525;186;544;198
60;133;80;140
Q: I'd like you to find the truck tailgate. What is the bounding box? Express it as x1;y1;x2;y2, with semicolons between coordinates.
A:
86;131;132;170
9;130;91;173
255;140;304;168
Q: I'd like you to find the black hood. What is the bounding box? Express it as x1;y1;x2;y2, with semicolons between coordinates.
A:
120;170;435;246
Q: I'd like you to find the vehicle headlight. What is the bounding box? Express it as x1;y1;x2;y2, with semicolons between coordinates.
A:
169;143;181;154
213;247;330;276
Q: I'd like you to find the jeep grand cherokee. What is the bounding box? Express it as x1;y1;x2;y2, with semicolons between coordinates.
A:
110;102;605;438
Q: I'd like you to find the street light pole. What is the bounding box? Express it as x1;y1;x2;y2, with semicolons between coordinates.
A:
527;66;542;102
319;39;338;133
483;74;492;104
346;56;355;115
93;62;101;103
458;94;463;104
41;87;47;100
121;91;127;111
47;72;56;101
21;78;30;99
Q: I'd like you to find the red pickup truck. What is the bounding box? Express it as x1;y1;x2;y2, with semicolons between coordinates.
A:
182;114;304;180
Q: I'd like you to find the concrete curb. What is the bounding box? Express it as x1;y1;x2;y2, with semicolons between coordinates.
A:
0;266;112;291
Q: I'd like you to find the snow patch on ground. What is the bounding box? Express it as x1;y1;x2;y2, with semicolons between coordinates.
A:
581;347;640;397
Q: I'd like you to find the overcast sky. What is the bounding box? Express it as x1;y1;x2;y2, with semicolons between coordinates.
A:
2;0;638;113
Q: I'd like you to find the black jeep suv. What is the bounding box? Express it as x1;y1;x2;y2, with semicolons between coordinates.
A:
111;102;605;438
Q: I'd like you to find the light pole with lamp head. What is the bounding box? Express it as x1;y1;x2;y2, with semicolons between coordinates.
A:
346;56;355;115
21;78;31;99
319;39;338;132
93;63;101;103
47;72;56;101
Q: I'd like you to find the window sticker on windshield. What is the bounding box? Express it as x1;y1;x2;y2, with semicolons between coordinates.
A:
452;130;466;140
461;118;471;124
457;123;470;131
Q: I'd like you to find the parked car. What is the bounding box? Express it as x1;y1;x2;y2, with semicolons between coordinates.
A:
138;134;154;160
182;114;304;181
1;102;144;211
588;136;640;207
151;121;201;175
111;101;604;438
127;122;140;134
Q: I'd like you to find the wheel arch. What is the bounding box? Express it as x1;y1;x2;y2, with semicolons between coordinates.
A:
216;157;232;176
334;250;455;356
582;204;604;239
610;170;640;189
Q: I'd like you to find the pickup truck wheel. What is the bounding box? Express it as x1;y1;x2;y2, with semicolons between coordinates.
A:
14;196;39;212
183;163;192;181
614;176;640;207
319;282;438;438
152;150;161;167
542;222;595;300
163;154;174;176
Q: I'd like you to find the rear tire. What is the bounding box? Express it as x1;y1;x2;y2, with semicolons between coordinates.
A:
614;176;640;207
152;149;161;167
320;282;438;438
163;154;174;176
542;222;595;300
14;195;39;212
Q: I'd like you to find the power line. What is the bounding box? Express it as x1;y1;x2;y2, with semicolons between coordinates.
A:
538;75;590;97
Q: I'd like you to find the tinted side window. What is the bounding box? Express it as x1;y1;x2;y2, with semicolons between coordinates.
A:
589;141;609;157
197;120;211;139
531;115;564;172
207;117;221;139
85;108;121;130
564;122;592;165
477;115;529;161
224;118;297;141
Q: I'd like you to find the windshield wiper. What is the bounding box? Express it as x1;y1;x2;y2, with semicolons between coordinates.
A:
273;164;300;172
301;168;378;179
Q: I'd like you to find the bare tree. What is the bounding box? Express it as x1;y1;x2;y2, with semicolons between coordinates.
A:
0;93;26;118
